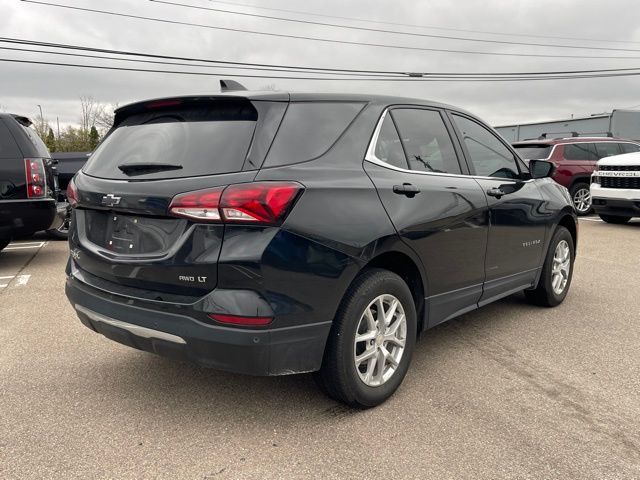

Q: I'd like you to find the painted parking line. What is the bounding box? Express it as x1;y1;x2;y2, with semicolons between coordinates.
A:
0;274;31;289
4;241;47;250
579;217;603;222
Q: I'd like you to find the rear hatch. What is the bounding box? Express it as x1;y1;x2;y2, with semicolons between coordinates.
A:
72;95;288;297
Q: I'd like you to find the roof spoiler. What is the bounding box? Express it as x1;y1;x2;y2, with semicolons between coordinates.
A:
538;131;614;140
11;114;32;127
220;79;247;92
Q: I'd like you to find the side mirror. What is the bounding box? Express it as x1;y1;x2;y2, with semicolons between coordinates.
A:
528;159;556;179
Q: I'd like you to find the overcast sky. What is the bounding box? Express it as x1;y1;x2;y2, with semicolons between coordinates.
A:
1;0;640;129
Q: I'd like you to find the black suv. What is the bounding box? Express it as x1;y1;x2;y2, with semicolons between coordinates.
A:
0;113;65;251
65;91;577;407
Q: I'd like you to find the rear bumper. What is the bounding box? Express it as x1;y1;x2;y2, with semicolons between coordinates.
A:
591;185;640;217
0;198;57;238
65;275;332;376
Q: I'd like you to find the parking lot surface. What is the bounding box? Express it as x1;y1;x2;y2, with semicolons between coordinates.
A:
1;219;639;479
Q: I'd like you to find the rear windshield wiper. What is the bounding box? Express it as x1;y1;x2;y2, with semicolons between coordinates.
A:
117;162;183;175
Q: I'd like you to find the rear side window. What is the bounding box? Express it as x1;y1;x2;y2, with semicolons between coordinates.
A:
595;142;621;159
391;109;461;174
0;120;21;159
373;115;408;169
264;102;364;167
513;145;552;160
620;143;640;154
452;114;519;179
18;124;50;158
84;102;258;180
563;143;598;161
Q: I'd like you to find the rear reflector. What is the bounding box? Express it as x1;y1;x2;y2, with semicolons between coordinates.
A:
24;158;46;198
169;182;303;225
208;313;273;326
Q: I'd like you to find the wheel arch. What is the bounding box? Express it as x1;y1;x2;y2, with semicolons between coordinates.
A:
557;212;578;251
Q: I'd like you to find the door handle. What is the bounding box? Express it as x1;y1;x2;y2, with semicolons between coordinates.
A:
393;183;420;198
486;187;506;199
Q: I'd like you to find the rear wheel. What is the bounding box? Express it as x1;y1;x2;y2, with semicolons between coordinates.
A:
570;182;592;216
599;214;631;224
525;226;574;307
316;269;417;408
0;238;10;252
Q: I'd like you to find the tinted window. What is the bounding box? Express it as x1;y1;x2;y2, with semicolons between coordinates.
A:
595;142;621;159
391;109;461;174
452;114;519;179
620;143;640;154
563;143;598;161
84;121;256;180
513;145;552;160
0;120;21;159
265;102;364;167
373;115;408;169
18;124;50;158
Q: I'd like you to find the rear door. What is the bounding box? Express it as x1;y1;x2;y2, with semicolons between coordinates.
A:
364;107;488;326
72;97;287;297
448;112;547;305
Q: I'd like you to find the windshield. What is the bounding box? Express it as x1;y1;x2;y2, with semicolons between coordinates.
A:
513;145;552;160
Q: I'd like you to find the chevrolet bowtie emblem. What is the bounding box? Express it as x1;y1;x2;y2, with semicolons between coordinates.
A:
101;194;122;207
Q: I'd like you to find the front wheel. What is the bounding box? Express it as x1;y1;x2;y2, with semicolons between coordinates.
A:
316;269;417;408
570;183;592;216
599;214;631;224
525;226;574;307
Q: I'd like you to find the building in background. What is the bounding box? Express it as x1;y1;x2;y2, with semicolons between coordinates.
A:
495;109;640;142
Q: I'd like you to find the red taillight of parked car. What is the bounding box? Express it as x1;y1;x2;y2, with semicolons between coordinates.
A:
67;176;78;208
24;158;46;198
208;313;273;326
169;182;303;225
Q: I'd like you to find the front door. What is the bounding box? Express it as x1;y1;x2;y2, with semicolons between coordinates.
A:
364;108;488;326
449;113;547;305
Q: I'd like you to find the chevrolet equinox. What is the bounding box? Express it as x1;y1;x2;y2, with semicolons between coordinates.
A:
65;89;577;407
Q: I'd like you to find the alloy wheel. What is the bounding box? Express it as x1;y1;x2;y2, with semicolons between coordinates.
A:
573;187;592;214
551;240;571;295
354;294;407;387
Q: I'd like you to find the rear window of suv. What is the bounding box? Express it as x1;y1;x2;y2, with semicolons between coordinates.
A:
513;144;552;160
83;101;259;180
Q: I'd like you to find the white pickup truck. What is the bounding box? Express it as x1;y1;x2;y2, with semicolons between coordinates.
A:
591;151;640;223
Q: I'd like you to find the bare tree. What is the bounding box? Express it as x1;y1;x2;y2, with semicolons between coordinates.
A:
94;102;118;137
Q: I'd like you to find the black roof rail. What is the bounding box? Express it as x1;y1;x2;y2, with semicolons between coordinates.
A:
220;79;247;92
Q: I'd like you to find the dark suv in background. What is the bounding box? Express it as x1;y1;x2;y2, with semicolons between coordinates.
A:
65;90;577;407
0;113;65;252
512;136;640;215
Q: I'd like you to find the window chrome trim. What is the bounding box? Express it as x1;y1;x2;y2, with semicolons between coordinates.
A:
365;108;534;182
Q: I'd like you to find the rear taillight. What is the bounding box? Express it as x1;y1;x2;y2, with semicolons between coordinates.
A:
67;176;78;207
24;158;46;198
169;182;303;225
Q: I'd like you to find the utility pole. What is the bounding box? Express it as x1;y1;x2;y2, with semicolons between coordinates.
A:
57;117;60;138
37;104;43;121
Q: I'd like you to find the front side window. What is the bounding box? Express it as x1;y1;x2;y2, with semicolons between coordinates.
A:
595;142;621;159
373;115;408;169
451;114;519;179
563;143;598;161
390;109;461;174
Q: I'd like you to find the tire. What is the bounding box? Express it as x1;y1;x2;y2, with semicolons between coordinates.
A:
525;226;574;307
0;238;10;252
570;182;592;216
599;214;631;224
316;268;417;408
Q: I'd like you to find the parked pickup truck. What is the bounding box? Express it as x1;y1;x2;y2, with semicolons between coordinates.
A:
0;113;66;252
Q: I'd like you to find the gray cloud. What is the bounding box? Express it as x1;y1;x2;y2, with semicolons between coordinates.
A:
1;0;639;127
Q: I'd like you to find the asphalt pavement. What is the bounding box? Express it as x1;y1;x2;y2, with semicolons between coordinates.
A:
1;218;639;479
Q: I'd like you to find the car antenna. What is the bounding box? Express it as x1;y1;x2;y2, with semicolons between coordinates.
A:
220;80;247;92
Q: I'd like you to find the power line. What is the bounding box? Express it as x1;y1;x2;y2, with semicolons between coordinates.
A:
3;57;640;82
205;0;640;46
19;1;640;60
4;37;640;78
151;0;640;54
